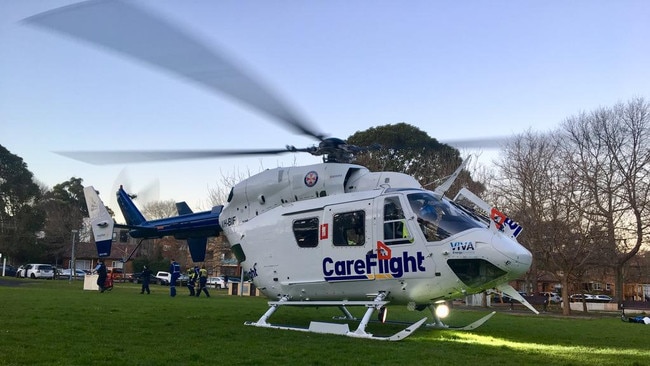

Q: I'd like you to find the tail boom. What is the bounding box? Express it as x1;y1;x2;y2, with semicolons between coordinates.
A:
84;186;115;257
114;185;223;262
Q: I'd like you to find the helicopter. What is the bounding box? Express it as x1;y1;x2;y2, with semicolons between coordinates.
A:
26;0;536;340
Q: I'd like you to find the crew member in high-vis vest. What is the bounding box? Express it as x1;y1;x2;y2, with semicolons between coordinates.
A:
196;265;210;297
169;259;181;297
186;267;197;296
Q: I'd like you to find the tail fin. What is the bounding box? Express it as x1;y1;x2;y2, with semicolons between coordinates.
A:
84;186;114;257
176;201;193;215
187;237;207;262
116;185;147;225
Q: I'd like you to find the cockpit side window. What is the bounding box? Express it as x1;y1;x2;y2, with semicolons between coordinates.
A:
293;217;319;248
333;211;365;246
383;197;411;245
408;192;482;242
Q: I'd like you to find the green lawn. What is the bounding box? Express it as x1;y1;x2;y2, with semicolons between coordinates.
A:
1;277;648;366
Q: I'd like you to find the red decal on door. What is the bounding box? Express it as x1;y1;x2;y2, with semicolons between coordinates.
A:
320;223;329;240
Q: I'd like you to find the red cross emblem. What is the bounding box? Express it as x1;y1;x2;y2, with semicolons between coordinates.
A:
304;171;318;187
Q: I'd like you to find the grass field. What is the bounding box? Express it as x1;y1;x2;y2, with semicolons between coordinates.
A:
1;277;649;366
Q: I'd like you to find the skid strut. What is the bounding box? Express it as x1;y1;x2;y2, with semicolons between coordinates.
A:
245;292;427;341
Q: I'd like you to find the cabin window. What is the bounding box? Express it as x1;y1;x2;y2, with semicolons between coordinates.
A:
383;197;411;245
293;218;319;248
333;211;365;246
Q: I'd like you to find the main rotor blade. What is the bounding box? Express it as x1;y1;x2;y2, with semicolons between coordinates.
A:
440;136;506;149
56;148;298;165
24;0;325;140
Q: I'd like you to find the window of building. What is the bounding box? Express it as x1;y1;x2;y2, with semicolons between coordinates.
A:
119;230;129;243
333;211;365;246
293;218;319;248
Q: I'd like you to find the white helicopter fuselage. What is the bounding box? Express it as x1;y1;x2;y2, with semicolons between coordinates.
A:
220;163;532;306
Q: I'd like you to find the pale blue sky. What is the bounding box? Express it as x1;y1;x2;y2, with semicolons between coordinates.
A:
2;0;649;213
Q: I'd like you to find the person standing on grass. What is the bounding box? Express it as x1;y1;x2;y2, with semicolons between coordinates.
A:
93;260;107;293
186;266;197;296
169;259;181;297
196;265;210;297
140;265;152;295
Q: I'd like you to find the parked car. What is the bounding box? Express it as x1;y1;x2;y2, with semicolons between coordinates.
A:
15;265;27;278
1;264;17;277
590;294;613;303
17;264;55;279
155;271;172;285
539;292;562;304
155;271;188;286
60;269;87;279
207;276;228;289
569;294;595;302
107;267;124;281
130;271;159;284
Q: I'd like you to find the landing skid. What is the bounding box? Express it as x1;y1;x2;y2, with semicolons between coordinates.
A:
425;311;496;330
244;293;427;341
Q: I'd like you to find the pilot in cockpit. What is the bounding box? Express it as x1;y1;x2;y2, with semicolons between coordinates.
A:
411;197;445;241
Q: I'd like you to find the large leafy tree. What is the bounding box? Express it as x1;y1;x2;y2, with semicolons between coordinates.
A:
38;177;88;265
0;145;44;262
347;123;484;196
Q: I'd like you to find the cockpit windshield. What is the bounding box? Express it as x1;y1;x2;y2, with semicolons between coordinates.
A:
407;192;483;242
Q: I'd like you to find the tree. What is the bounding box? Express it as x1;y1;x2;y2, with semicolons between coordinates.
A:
0;145;44;263
562;98;650;303
491;98;650;312
142;200;177;220
492;130;555;295
492;130;612;315
39;177;88;265
347;123;485;196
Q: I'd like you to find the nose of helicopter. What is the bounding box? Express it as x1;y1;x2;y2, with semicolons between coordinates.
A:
491;234;532;278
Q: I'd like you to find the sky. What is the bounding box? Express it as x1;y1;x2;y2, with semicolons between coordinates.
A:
2;0;650;216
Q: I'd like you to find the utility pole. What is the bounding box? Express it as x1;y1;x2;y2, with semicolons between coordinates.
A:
69;230;78;283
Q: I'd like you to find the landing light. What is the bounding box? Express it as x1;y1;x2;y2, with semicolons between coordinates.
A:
435;302;450;318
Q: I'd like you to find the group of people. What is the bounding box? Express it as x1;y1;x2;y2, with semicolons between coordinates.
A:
185;263;210;297
166;259;210;297
92;258;213;298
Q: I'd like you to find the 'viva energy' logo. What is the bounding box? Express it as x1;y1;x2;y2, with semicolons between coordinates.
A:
322;241;426;281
